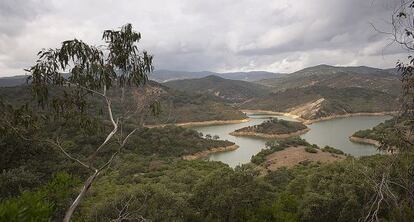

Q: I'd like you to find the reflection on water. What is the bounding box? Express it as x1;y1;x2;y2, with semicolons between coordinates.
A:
192;115;391;168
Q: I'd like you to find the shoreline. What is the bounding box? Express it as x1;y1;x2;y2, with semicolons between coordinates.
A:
349;136;381;147
303;112;397;125
241;109;305;122
241;109;396;125
230;128;310;139
145;118;250;128
182;144;239;160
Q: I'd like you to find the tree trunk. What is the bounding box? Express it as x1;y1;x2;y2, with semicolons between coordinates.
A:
63;171;99;222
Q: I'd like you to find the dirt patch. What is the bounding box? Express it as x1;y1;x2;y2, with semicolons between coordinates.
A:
258;146;345;173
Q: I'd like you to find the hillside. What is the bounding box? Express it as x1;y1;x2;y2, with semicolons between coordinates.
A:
151;69;284;82
240;86;400;121
0;81;247;125
164;75;272;103
0;75;28;87
257;65;401;96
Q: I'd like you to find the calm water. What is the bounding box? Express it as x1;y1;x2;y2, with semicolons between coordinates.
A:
192;115;392;168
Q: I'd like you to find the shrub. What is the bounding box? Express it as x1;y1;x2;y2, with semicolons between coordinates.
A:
322;146;345;155
305;147;318;153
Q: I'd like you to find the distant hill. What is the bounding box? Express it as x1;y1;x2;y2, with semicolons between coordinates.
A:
256;65;401;96
240;85;400;121
0;81;247;124
0;75;29;87
164;75;272;103
151;69;284;82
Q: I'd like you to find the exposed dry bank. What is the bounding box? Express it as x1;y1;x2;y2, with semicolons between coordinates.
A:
242;109;395;125
145;118;250;128
349;136;381;147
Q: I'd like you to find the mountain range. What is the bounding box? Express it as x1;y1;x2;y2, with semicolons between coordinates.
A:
0;64;402;122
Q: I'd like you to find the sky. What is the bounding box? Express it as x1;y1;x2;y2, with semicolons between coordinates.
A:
0;0;409;77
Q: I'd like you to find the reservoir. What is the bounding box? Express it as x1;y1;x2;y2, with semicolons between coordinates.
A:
192;115;392;167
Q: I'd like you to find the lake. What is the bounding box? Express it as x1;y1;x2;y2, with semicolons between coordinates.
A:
192;115;392;167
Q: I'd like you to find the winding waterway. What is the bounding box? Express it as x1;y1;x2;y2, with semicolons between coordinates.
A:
192;114;392;167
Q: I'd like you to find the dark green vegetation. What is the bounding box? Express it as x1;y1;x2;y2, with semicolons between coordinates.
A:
2;116;414;222
251;138;310;165
352;117;402;142
148;83;247;123
0;113;235;220
304;146;318;153
0;82;246;125
352;116;413;150
321;146;345;155
234;118;307;135
164;75;272;103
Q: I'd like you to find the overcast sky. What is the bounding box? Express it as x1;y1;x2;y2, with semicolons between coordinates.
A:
0;0;409;77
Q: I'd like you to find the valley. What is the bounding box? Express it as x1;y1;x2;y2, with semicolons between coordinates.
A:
2;3;414;221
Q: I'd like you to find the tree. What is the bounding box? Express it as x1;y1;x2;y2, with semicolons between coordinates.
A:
24;23;159;221
362;2;414;221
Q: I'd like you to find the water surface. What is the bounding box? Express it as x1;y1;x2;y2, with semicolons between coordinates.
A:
192;115;391;168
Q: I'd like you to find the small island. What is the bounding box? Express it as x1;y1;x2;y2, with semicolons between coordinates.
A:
230;118;310;139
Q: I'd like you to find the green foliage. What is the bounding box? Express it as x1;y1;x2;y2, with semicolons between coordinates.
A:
304;146;318;153
0;167;40;198
78;157;276;222
0;172;79;222
0;190;53;222
127;126;234;157
322;146;345;155
235;118;307;135
190;169;273;221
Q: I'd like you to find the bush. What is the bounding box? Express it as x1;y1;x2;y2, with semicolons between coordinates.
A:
305;147;318;153
322;146;345;155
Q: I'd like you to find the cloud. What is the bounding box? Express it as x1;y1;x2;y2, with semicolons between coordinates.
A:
0;0;408;76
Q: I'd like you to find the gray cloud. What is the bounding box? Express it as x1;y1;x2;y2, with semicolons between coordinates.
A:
0;0;408;76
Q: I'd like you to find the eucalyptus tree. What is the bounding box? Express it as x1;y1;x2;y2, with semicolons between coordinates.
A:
26;23;158;221
361;2;414;221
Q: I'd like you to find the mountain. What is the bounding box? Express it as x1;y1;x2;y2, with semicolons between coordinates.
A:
164;75;272;103
256;65;401;96
239;85;399;121
151;69;284;82
0;75;28;87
